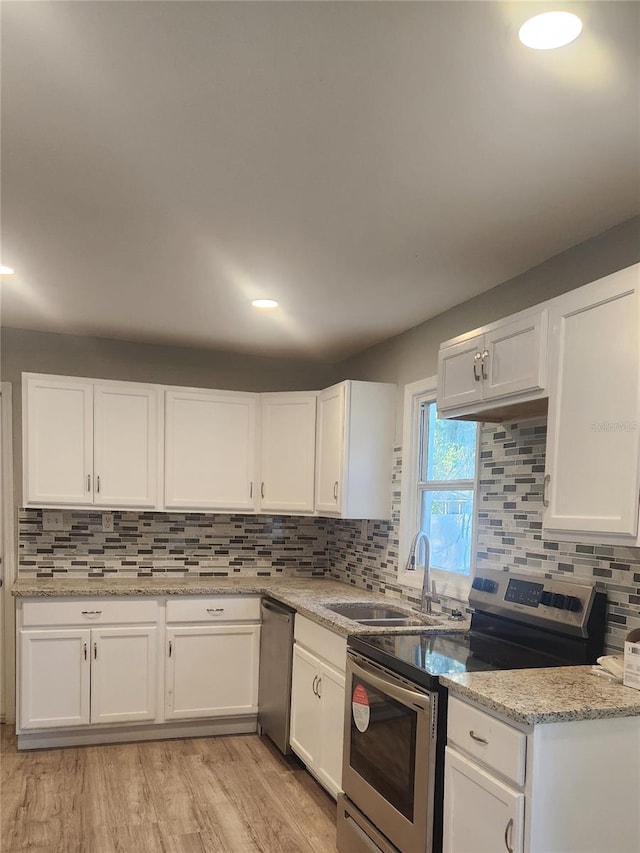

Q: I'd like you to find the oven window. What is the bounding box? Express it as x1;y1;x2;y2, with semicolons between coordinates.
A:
349;675;417;821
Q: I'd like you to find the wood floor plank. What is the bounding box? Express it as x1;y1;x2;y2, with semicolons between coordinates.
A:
1;726;338;853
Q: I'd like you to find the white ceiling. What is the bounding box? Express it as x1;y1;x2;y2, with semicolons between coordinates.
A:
1;1;638;361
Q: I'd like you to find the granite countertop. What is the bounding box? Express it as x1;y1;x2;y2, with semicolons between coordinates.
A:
441;666;640;725
11;576;468;637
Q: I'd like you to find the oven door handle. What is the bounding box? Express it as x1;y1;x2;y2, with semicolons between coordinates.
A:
348;655;432;712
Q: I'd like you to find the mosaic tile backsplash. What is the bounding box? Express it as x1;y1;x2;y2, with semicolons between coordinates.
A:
326;422;640;653
18;418;640;651
19;511;329;579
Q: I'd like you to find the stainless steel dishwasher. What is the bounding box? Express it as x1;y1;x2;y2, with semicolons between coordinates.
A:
258;598;295;754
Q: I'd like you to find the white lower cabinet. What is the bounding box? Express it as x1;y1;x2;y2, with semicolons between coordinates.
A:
443;747;524;853
20;625;157;729
20;629;91;729
90;627;157;724
444;696;640;853
165;624;260;719
289;614;346;798
164;595;261;721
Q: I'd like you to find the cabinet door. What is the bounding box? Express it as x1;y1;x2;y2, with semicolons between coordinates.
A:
23;376;93;506
20;629;90;729
443;747;524;853
289;644;321;768
165;390;257;510
91;627;157;724
93;384;159;508
437;336;484;412
316;660;345;798
544;266;640;538
315;383;346;513
165;625;260;719
483;310;547;402
260;393;317;513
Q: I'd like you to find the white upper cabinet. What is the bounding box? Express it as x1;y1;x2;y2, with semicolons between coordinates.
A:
543;264;640;544
93;383;159;507
437;308;548;419
23;375;160;509
258;392;317;514
315;383;347;514
315;380;395;519
24;376;94;506
164;388;258;511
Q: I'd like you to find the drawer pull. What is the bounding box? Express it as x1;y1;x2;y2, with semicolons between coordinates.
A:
504;817;514;853
206;608;224;614
83;643;87;661
469;730;489;745
93;642;98;660
81;610;102;617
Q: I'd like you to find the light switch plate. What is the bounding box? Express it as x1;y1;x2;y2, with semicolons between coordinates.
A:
102;512;114;532
43;510;64;531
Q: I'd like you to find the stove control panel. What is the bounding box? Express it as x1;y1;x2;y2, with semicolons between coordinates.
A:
470;569;598;637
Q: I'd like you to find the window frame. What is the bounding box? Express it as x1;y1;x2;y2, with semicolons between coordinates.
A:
399;376;479;603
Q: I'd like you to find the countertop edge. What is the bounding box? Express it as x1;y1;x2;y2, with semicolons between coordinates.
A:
440;671;640;724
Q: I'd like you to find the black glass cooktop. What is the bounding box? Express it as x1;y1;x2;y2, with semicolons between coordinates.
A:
348;629;576;692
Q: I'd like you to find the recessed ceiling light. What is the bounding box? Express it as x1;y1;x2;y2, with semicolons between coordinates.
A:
519;11;583;50
0;265;15;275
251;299;279;309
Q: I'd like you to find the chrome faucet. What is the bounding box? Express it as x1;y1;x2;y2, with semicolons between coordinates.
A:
405;530;439;615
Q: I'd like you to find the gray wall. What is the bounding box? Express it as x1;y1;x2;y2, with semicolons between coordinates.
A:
335;216;640;438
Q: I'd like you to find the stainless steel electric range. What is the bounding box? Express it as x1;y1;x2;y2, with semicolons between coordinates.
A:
337;569;607;853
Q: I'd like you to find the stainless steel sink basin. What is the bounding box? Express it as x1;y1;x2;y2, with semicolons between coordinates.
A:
324;601;436;627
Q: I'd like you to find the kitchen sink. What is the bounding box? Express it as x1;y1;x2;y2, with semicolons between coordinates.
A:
324;601;437;627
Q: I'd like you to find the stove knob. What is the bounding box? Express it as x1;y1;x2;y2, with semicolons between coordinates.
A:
552;593;566;610
472;577;484;590
481;578;498;594
540;590;553;607
565;595;582;612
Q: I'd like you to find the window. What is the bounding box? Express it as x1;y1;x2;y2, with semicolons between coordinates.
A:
400;377;478;599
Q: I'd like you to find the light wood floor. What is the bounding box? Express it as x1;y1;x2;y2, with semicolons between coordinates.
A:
0;726;338;853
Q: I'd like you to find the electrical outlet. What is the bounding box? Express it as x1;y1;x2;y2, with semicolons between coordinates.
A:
43;510;64;531
102;512;114;533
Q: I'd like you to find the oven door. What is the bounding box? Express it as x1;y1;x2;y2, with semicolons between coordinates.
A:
342;650;439;853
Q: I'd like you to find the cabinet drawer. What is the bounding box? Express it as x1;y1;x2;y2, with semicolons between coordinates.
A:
447;697;526;786
294;613;347;673
21;598;158;627
165;596;261;623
